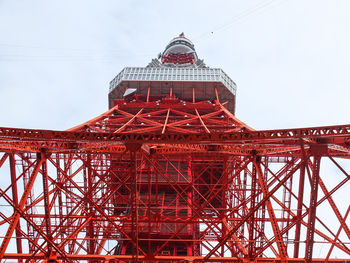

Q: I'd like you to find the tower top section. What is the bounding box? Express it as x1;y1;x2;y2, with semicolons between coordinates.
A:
160;33;198;66
109;34;237;113
148;33;206;68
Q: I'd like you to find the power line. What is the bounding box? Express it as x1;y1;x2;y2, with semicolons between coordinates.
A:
193;0;287;41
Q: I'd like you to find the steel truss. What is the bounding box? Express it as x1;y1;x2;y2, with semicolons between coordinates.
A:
0;95;349;262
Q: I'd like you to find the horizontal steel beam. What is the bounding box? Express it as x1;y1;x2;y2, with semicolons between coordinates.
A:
0;124;349;144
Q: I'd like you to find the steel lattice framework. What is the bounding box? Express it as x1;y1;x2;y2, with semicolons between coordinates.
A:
0;34;349;263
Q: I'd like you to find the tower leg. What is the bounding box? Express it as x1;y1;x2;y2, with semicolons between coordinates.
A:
305;155;321;262
294;159;305;258
9;154;23;262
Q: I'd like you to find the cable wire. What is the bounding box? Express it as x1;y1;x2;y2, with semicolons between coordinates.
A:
193;0;287;41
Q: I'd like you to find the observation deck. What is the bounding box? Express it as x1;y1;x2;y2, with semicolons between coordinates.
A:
108;33;237;114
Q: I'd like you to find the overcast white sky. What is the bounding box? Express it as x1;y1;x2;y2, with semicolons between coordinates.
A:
0;0;349;131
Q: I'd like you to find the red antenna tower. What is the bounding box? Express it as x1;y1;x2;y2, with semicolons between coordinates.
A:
0;33;349;262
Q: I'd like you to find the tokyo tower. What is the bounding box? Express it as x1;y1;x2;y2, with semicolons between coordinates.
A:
0;33;349;262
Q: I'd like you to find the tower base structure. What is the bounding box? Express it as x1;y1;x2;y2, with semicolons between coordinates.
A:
0;34;349;262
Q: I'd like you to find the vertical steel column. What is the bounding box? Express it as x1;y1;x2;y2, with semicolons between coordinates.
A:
41;151;53;256
221;158;230;258
240;167;248;249
86;153;95;259
9;154;23;262
125;143;141;262
188;157;194;256
130;149;139;263
305;154;321;262
146;154;152;256
248;157;257;260
56;154;65;244
294;159;305;258
258;157;268;253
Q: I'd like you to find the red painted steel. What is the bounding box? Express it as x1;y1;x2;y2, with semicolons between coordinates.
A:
162;53;195;65
0;35;349;262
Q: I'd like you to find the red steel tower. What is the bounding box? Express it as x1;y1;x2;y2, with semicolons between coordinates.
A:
0;33;349;262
